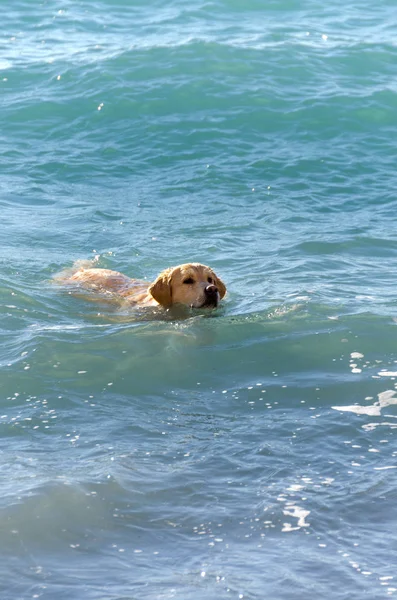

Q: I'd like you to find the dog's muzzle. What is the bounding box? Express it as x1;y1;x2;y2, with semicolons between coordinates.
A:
201;284;219;308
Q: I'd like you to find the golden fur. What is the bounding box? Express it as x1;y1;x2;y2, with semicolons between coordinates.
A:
57;262;226;309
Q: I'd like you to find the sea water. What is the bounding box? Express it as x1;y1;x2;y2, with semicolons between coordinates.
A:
1;0;397;598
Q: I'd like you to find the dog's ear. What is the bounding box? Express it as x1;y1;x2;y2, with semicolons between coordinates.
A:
212;270;227;299
148;268;173;306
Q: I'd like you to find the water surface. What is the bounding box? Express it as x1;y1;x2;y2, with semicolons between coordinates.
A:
1;0;397;598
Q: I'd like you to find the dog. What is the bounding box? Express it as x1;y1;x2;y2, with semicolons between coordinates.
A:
58;262;226;309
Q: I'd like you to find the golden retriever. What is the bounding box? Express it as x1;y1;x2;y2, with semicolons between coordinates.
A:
58;262;226;309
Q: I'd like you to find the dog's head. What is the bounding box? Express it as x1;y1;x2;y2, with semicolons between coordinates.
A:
148;263;226;308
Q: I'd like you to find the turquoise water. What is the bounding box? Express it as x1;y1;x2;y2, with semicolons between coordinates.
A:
1;0;397;598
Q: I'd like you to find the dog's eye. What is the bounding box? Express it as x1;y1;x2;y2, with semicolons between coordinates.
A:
207;277;213;284
183;278;194;285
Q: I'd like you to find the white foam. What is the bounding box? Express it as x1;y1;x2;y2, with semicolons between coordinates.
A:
378;371;397;377
282;505;310;531
332;389;397;416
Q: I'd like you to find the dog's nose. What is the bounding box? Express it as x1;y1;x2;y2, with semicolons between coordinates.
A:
205;284;218;296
